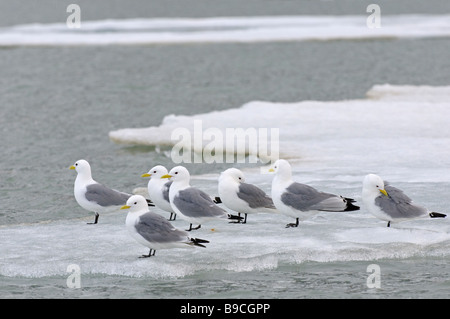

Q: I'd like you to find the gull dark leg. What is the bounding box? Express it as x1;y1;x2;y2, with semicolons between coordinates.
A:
186;223;202;231
285;218;299;228
87;212;99;224
387;221;391;227
228;213;244;224
140;249;156;258
243;213;248;224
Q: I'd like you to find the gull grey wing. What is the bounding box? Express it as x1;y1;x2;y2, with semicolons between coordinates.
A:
237;183;276;209
375;184;427;219
85;183;130;207
281;182;346;212
173;187;227;218
384;183;414;204
135;212;187;244
162;180;172;203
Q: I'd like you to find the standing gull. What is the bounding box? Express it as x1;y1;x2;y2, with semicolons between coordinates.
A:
121;195;209;258
362;173;446;227
163;166;242;231
218;168;278;224
142;165;176;221
270;159;360;228
70;159;153;224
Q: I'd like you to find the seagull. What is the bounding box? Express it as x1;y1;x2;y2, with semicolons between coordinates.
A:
70;159;153;224
141;165;176;221
121;195;209;258
270;159;360;228
362;173;446;227
163;166;243;231
218;168;278;224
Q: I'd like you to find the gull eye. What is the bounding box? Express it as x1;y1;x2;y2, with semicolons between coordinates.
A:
134;202;137;205
153;170;157;173
175;172;178;174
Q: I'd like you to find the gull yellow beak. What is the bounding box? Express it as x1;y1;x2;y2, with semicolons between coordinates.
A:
120;205;131;210
161;174;172;179
379;189;388;197
268;168;275;172
141;173;151;178
69;165;76;170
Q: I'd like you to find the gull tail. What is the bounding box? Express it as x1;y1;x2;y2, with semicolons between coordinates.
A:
213;196;222;204
343;197;360;211
146;199;155;207
189;238;210;248
429;212;446;218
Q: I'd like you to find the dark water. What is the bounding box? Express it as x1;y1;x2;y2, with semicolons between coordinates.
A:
1;0;450;27
1;258;448;299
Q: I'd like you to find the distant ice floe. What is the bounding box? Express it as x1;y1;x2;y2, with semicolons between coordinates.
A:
109;84;450;182
1;15;450;46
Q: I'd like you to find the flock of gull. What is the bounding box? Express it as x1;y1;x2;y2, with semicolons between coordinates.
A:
69;159;446;258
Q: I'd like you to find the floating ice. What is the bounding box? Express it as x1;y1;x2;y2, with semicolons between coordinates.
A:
1;208;449;279
109;84;450;182
1;15;450;46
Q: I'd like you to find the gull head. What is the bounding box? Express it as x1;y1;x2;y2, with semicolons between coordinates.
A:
121;195;149;213
69;159;91;175
362;174;388;197
141;165;168;179
269;159;292;179
163;166;190;182
220;168;245;184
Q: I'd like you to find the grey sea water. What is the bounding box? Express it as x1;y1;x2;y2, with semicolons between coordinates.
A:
1;0;450;299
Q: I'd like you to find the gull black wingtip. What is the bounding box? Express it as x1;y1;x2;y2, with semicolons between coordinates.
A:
429;212;446;218
344;198;360;212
